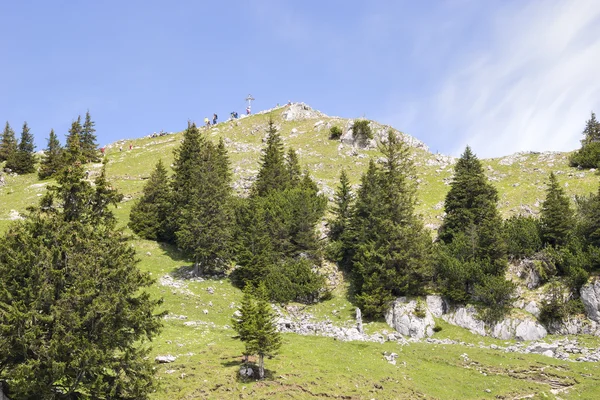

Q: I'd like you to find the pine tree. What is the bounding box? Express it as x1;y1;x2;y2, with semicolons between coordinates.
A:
285;148;302;187
232;283;258;362
581;112;600;145
435;146;507;303
129;159;173;241
38;129;63;179
171;123;233;275
344;131;432;316
251;117;288;197
569;112;600;168
251;283;282;379
6;121;36;174
230;197;277;288
81;110;99;162
540;172;574;247
328;170;353;243
0;121;17;163
0;159;163;399
63;117;86;165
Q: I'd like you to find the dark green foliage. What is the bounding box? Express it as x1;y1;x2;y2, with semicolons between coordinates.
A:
5;122;36;174
171;123;233;275
569;142;600;169
63;118;86;165
570;112;600;168
232;283;281;380
329;170;353;242
329;126;343;140
252;118;288;197
344;131;432;317
264;259;326;303
0;159;163;399
81;110;100;162
352;119;373;146
231;284;257;360
129;159;173;242
504;215;543;259
285;148;302;187
540;172;574;247
233;122;326;300
0;121;17;163
474;275;516;323
435;146;507;303
230;198;277;288
539;280;585;324
38;129;63;179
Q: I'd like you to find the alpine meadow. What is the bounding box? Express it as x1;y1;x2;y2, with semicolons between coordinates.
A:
5;104;600;399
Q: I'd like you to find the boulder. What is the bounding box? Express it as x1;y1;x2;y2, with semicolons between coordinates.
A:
581;279;600;323
155;355;176;363
385;297;435;339
524;301;540;318
514;319;547;341
239;365;254;378
441;305;486;336
426;295;448;318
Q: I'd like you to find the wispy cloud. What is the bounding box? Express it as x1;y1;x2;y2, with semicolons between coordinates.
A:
430;0;600;157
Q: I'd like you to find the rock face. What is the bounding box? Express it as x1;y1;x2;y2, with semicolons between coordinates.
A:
491;318;547;341
281;103;323;121
581;278;600;323
385;297;435;339
426;295;448;318
441;305;486;336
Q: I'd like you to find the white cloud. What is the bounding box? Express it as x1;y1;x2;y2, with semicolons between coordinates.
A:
434;0;600;157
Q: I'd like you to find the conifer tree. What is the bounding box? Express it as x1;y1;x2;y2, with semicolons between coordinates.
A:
540;172;574;247
38;129;63;179
129;159;173;241
345;131;432;316
0;157;162;399
570;112;600;168
6;121;36;174
251;117;288;197
63;117;86;165
81;110;99;162
171;123;233;275
0;121;17;163
328;170;353;242
251;283;282;379
435;146;508;303
232;283;258;362
286;148;302;187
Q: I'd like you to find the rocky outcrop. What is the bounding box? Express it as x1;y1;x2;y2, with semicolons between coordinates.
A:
546;316;600;336
491;318;547;341
385;297;435;339
441;305;486;336
281;103;324;121
581;278;600;323
426;295;448;318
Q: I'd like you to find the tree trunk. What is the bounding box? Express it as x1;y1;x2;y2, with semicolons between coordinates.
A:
258;354;265;379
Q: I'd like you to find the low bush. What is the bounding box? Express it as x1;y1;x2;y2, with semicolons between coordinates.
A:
329;126;343;140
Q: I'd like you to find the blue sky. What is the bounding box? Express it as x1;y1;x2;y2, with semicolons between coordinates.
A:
1;0;599;158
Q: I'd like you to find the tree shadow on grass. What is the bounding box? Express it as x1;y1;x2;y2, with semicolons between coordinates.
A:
158;241;189;263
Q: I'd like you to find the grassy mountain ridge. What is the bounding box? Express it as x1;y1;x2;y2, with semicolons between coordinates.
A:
2;104;600;399
1;103;596;232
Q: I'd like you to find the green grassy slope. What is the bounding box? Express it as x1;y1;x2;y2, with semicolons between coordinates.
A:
1;104;600;399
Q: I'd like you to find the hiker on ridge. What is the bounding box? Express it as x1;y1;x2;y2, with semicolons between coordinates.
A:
213;113;218;125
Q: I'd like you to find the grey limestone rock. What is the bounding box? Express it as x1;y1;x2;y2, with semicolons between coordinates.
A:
581;278;600;323
385;297;435;339
441;305;486;336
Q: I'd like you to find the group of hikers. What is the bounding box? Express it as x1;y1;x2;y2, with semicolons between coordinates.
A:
202;100;292;129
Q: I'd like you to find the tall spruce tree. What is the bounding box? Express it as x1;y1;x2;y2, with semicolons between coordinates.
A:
285;148;302;187
38;129;63;179
570;112;600;168
251;283;282;379
81;110;99;162
540;172;574;247
0;157;163;399
232;283;258;362
435;146;508;304
345;131;432;317
328;169;353;243
171;123;233;275
6;121;36;174
63;117;86;165
129;159;173;241
251;117;288;197
0;121;18;163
